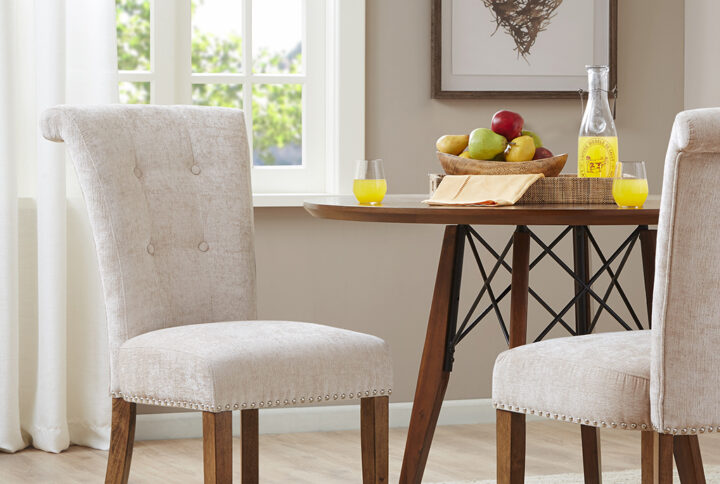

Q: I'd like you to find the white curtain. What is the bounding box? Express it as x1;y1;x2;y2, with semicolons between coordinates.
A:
0;0;118;453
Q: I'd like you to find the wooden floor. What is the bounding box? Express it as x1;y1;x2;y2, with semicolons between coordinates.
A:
2;422;720;483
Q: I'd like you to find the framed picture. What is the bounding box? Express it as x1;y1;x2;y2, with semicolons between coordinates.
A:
431;0;618;99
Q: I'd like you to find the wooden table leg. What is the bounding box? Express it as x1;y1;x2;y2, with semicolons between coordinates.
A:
572;225;592;335
572;226;603;482
400;225;465;484
638;226;657;326
496;226;531;484
509;226;530;349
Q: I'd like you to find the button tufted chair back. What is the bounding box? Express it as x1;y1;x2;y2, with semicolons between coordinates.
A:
41;105;257;393
652;108;720;432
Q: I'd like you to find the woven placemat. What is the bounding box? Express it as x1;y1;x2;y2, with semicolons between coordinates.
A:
518;174;614;204
429;174;615;205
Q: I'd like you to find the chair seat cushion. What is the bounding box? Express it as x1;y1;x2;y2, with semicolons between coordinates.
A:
116;321;393;412
492;330;651;430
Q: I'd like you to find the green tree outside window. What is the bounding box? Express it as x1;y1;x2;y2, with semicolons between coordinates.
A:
116;0;302;165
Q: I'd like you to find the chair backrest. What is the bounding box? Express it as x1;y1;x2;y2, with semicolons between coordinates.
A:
651;108;720;432
41;105;257;393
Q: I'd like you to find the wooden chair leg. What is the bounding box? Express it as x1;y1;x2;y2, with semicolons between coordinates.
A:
674;435;706;484
105;398;136;484
497;409;525;484
241;409;259;484
581;425;602;484
642;432;674;484
361;396;389;484
203;411;233;484
642;431;658;484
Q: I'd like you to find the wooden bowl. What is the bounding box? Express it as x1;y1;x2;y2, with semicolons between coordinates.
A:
437;152;568;177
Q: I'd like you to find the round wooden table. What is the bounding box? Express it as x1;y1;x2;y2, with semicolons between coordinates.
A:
305;195;662;484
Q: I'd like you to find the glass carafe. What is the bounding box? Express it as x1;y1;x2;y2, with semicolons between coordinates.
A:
578;65;618;177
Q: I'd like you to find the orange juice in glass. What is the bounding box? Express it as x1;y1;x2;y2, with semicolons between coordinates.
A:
353;159;387;205
612;161;648;208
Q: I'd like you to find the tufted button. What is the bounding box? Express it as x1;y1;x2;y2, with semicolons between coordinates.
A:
146;243;155;255
133;167;143;178
198;241;209;252
190;164;201;175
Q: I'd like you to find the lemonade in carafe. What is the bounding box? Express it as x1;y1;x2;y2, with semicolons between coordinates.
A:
578;66;618;177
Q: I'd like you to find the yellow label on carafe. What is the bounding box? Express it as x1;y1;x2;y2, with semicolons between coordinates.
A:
578;136;618;177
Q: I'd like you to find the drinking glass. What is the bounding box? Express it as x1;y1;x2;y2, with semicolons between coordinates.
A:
612;161;649;208
353;159;387;205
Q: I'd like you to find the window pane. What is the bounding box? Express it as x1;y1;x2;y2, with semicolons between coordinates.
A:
116;0;151;71
252;0;302;74
192;0;243;73
252;84;302;166
119;81;151;104
192;84;243;108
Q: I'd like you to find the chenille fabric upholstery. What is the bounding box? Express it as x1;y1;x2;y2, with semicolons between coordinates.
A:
651;108;720;433
493;108;720;435
493;331;652;429
40;105;392;411
118;321;392;411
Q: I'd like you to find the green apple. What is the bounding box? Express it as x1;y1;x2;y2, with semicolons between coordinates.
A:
522;130;543;148
468;128;508;160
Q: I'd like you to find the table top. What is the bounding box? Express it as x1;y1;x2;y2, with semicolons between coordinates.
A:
304;195;660;226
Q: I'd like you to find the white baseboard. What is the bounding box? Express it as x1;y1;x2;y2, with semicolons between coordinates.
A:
135;398;531;441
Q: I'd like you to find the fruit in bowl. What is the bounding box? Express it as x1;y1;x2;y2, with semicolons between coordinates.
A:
522;130;543;148
505;135;536;162
491;110;524;141
434;109;559;165
533;147;554;160
435;134;469;156
468;128;508;160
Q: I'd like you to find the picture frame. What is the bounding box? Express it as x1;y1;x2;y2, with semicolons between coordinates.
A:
431;0;618;99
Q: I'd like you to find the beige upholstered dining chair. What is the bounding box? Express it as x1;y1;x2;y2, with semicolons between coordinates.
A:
492;108;720;484
40;105;393;484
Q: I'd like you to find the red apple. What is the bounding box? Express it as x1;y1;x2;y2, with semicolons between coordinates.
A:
532;147;554;160
491;110;524;141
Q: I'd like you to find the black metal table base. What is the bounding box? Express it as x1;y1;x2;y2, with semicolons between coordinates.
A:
443;224;654;372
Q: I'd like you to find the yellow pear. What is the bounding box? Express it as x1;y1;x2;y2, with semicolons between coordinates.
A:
505;135;536;162
459;151;472;159
436;135;469;156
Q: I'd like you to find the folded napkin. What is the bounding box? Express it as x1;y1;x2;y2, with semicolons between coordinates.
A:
424;174;544;206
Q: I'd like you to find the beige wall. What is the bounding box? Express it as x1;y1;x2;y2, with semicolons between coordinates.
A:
684;0;720;109
252;0;684;405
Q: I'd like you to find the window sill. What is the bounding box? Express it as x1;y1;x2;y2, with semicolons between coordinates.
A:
252;193;335;207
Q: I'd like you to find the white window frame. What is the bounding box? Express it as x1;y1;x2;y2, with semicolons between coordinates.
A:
118;0;364;202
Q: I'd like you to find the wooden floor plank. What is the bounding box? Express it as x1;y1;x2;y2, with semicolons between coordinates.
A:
1;421;719;483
